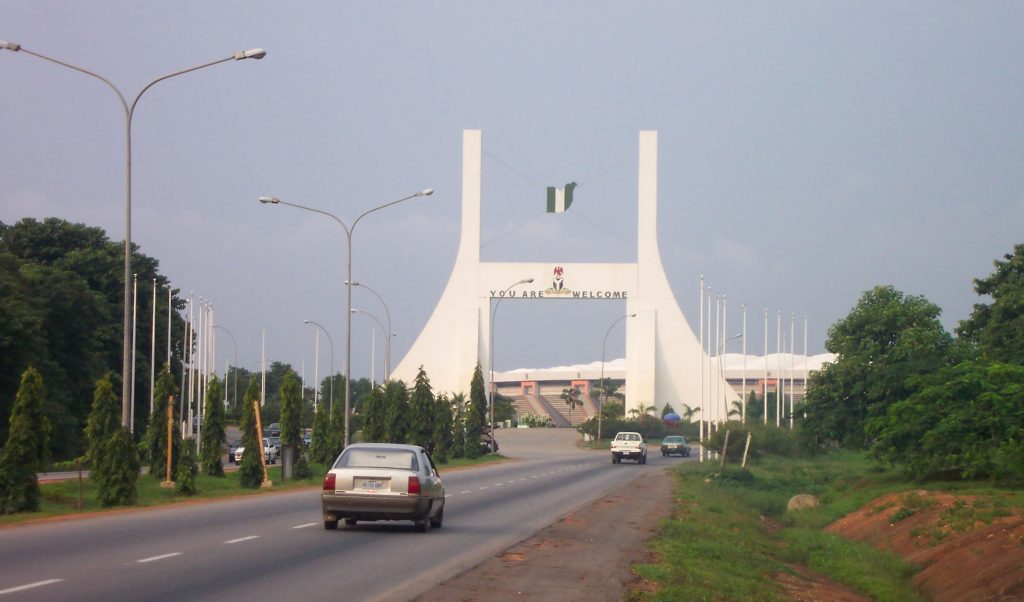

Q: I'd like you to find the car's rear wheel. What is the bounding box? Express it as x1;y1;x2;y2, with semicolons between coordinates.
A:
430;506;444;529
324;519;338;530
415;517;430;533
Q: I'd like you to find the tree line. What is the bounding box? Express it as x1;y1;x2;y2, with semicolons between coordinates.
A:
799;243;1024;482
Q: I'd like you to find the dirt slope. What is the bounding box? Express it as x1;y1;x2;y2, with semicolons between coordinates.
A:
827;491;1024;601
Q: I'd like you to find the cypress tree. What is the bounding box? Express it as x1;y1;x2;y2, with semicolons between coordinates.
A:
238;377;264;489
408;367;435;451
361;385;387;443
86;375;119;471
328;396;345;459
144;366;180;479
97;427;139;507
175;438;198;496
432;393;454;463
0;367;49;513
279;372;302;447
200;376;226;476
450;393;467;459
309;402;332;464
383;380;409;444
464;364;487;459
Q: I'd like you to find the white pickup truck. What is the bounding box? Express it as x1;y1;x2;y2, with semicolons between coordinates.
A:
610;431;647;464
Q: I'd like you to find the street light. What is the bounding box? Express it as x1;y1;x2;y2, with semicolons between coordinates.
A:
490;278;534;432
347;281;392;380
599;314;635;445
350;309;386;381
3;40;266;426
259;188;433;447
213;325;239;413
304;320;335;413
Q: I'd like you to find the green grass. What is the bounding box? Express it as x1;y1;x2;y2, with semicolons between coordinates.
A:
2;452;503;526
632;452;927;601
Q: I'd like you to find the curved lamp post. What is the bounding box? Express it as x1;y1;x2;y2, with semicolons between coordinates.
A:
304;320;335;413
347;281;392;380
599;313;635;445
3;40;266;426
259;188;432;447
490;278;534;431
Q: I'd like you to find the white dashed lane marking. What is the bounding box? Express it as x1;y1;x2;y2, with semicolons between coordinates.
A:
225;536;260;544
0;579;64;595
292;523;317;529
137;553;182;564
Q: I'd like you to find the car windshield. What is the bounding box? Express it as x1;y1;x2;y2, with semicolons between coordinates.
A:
664;436;683;443
268;437;280;445
615;433;641;441
336;448;420;471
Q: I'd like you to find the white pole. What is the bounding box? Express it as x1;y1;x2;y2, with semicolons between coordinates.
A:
804;315;809;412
187;292;194;438
776;310;782;427
763;308;768;425
150;278;156;414
314;328;320;412
714;294;720;425
790;312;796;429
261;326;266;407
130;273;138;432
706;289;712;442
698;276;704;462
741;304;747;423
167;287;171;367
722;295;728;421
197;298;204;451
370;328;376;386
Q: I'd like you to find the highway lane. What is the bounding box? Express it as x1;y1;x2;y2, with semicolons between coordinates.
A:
0;430;692;601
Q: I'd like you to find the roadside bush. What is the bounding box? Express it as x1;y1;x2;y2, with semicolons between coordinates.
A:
704;422;805;464
175;440;198;496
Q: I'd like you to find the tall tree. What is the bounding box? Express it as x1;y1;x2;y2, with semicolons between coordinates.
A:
279;371;302;448
97;427;139;507
464;364;487;459
958;243;1024;365
200;376;226;477
800;285;954;448
361;385;388;443
144;366;180;479
328;393;345;460
449;393;467;460
431;393;454;463
309;402;332;464
407;368;436;450
238;377;264;489
0;367;50;513
382;380;409;444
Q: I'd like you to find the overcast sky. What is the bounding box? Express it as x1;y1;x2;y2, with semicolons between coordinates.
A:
3;2;1022;383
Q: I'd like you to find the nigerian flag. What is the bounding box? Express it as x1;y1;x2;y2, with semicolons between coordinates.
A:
546;182;577;213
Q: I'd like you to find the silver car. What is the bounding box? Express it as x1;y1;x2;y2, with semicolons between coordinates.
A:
321;443;445;532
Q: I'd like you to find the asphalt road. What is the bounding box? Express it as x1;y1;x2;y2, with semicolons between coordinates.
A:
0;429;693;601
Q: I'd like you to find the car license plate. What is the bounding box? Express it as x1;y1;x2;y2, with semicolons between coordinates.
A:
358;479;387;491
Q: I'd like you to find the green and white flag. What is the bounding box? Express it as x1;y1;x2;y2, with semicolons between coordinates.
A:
546;181;577;213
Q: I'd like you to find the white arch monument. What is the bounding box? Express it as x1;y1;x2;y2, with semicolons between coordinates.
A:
392;130;736;416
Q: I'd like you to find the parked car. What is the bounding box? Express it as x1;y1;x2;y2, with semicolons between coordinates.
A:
660;435;691;457
321;443;445;532
228;440;240;463
264;422;281;437
234;437;279;465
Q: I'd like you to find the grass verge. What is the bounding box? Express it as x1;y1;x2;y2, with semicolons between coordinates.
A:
632;451;925;601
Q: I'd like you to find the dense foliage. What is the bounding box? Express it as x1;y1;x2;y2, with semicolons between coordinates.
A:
799;285;955;449
238;378;264;489
801;244;1024;482
0;218;188;457
175;439;199;496
144;367;180;480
